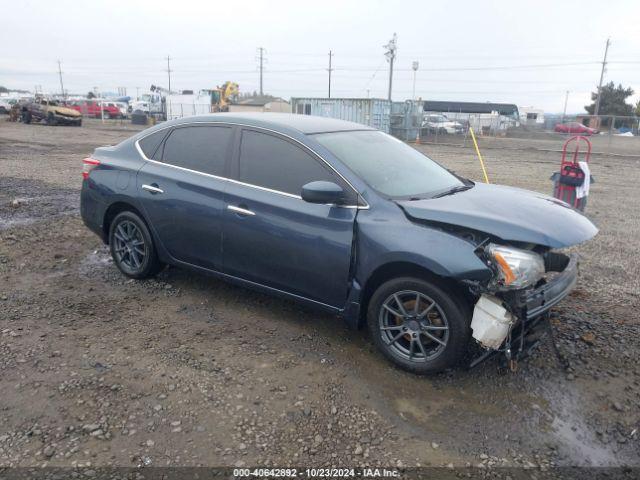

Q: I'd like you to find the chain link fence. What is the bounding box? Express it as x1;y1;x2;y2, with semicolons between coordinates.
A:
416;108;640;156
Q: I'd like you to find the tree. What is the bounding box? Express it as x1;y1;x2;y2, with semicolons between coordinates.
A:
636;100;640;117
87;91;95;99
585;82;634;116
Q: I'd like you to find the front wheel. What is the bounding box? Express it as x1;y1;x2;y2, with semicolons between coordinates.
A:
367;277;470;374
109;211;163;279
47;112;57;125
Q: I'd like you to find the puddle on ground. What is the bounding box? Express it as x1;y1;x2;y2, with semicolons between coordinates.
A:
79;249;113;275
544;380;619;466
0;178;79;230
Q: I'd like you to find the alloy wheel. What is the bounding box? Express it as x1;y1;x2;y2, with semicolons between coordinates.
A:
112;220;147;271
378;290;450;362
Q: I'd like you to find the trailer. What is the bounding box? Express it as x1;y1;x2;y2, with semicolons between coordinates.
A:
291;98;391;133
165;91;214;120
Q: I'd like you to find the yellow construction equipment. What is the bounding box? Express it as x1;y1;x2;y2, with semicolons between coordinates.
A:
210;81;239;112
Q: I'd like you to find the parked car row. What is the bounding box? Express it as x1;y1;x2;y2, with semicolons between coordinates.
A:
21;98;82;126
417;113;605;138
3;96;132;126
65;99;128;119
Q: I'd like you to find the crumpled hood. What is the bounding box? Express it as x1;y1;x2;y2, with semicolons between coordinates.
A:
398;183;598;248
53;106;81;117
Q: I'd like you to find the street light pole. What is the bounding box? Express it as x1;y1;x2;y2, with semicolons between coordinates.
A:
412;61;419;100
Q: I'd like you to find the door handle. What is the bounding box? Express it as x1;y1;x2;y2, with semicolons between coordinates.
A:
228;205;255;216
142;184;164;194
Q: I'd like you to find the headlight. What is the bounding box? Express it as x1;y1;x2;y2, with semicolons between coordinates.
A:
486;243;545;289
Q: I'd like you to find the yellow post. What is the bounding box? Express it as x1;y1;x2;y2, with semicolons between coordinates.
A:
469;127;490;184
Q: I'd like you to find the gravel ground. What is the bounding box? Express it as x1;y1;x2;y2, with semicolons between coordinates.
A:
0;119;639;471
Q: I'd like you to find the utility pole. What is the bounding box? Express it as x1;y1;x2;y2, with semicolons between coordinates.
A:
166;56;172;93
257;47;265;96
166;55;172;120
412;61;419;100
57;60;65;98
327;50;334;98
562;90;569;123
593;37;610;117
384;33;397;101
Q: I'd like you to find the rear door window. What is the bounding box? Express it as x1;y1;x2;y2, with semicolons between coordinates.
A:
161;125;233;176
138;130;167;160
238;129;345;198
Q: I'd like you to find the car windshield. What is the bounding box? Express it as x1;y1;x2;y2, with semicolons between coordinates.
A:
313;130;465;199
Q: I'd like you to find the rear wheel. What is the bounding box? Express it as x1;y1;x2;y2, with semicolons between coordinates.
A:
22;111;32;124
109;211;163;279
367;277;470;374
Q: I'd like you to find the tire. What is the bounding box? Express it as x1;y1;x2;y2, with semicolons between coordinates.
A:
108;211;163;279
367;277;470;374
22;111;32;124
47;112;57;126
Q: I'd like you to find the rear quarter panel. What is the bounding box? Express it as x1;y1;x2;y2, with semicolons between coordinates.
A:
80;140;146;240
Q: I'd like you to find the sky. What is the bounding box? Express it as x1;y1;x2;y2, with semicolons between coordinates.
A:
1;0;639;113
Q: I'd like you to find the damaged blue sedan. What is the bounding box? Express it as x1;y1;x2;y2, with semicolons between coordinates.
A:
80;113;597;374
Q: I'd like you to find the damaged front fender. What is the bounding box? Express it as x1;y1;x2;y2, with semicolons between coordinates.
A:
354;204;494;288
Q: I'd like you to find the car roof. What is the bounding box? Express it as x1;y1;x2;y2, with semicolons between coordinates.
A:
159;112;375;135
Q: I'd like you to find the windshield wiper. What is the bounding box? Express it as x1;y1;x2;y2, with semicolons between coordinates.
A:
431;185;473;198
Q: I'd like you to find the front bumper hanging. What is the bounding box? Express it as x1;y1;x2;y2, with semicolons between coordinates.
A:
469;253;578;369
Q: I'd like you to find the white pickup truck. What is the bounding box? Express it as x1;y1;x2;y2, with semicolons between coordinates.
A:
422;113;464;134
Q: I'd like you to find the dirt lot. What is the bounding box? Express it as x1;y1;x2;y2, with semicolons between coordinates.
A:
0;118;639;471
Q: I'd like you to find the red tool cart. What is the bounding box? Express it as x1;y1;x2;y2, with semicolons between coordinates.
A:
551;135;593;212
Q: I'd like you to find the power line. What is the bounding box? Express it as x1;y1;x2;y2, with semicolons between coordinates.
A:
594;38;611;117
362;59;385;94
339;61;602;72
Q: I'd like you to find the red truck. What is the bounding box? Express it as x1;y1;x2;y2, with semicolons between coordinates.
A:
554;122;599;136
68;100;122;119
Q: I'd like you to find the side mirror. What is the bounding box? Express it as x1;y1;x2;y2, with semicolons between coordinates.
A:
301;181;345;205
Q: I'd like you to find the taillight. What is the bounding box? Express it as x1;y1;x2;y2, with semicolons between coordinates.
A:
82;157;100;179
